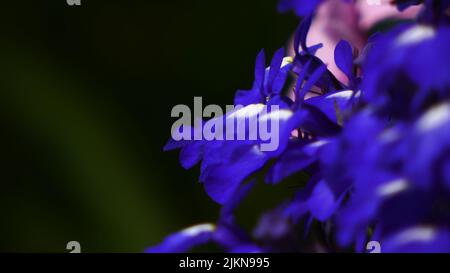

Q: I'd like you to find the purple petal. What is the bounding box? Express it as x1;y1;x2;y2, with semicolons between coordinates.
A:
305;90;356;124
265;141;316;184
234;87;264;106
307;180;339;221
272;62;293;95
267;48;285;94
202;144;269;204
179;141;204;169
334;40;354;82
254;49;266;90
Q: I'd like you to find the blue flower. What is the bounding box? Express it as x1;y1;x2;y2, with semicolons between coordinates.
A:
157;0;450;253
362;25;450;120
166;44;348;204
196;102;311;204
283;174;346;224
334;40;359;90
234;48;293;106
329;103;450;252
292;16;344;93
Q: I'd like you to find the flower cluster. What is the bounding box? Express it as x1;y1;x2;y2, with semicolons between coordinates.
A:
148;0;450;253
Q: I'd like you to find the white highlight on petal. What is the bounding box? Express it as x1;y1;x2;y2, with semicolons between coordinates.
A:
379;128;401;142
326;90;353;100
417;103;450;132
181;224;215;237
308;140;329;149
377;178;409;197
258;109;293;123
281;57;294;67
394;226;436;245
303;140;330;156
396;25;435;46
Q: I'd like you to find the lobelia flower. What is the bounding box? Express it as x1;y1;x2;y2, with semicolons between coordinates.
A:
298;0;423;85
152;0;450;253
315;110;393;250
166;39;352;204
271;111;380;251
158;20;357;255
158;10;359;249
157;62;351;252
234;48;293;106
248;32;362;249
303;39;361;125
291;15;344;94
361;24;450;120
262;23;360;185
163;48;295;203
302;0;364;86
332;103;450;252
263;37;359;185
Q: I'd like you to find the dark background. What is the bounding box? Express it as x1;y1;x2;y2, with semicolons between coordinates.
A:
0;0;297;252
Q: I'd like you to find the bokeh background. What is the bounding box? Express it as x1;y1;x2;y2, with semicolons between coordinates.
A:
0;0;297;252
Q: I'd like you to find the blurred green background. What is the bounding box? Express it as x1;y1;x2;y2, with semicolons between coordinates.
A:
0;0;296;252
